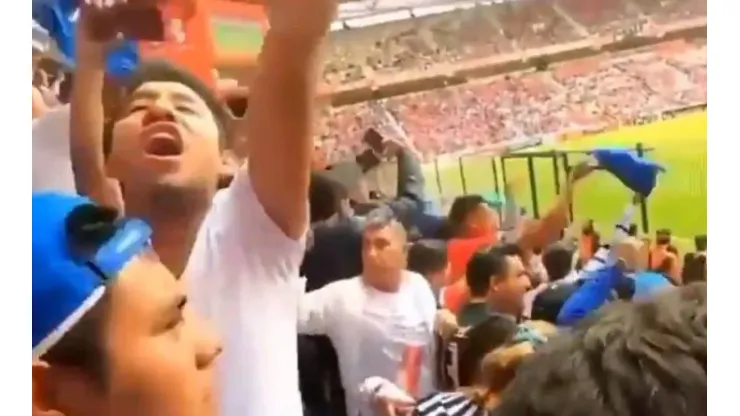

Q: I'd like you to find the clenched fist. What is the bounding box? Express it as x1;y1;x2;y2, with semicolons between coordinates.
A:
263;0;338;40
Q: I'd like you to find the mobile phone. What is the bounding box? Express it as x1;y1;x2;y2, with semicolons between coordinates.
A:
363;128;384;154
121;6;165;41
355;148;382;173
83;3;165;42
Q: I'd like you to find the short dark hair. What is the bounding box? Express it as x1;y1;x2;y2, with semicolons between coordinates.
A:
682;253;706;284
41;204;124;389
407;239;448;277
309;171;349;223
453;315;518;387
466;243;522;298
541;243;573;282
493;283;707;416
656;228;672;245
694;234;707;252
446;195;486;237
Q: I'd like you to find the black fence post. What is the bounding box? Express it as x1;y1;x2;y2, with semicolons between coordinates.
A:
458;157;468;194
490;156;500;196
551;150;562;195
526;156;540;219
561;153;574;221
635;143;650;234
433;158;443;197
501;157;509;191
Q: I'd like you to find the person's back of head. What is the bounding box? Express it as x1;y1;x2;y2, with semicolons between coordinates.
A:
542;242;574;282
445;194;496;239
301;216;363;292
408;239;449;292
682;252;707;285
309;171;350;224
493;283;707;416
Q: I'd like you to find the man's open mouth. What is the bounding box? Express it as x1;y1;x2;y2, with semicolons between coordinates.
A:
142;123;184;157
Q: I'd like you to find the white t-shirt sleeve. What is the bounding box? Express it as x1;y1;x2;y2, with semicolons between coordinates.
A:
204;170;307;279
297;280;339;335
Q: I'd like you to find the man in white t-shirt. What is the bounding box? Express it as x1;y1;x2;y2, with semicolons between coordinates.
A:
65;1;337;415
298;209;438;416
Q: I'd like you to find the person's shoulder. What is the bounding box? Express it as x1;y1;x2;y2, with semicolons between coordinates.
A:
404;271;434;294
206;173;305;246
405;270;429;285
326;275;362;291
189;174;305;281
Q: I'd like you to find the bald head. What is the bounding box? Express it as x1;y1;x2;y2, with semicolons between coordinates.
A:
614;237;647;271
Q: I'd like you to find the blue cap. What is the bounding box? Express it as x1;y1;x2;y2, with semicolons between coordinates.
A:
592;148;664;197
33;192;152;358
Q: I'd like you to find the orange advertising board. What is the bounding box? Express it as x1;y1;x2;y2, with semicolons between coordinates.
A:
138;1;217;85
137;0;268;85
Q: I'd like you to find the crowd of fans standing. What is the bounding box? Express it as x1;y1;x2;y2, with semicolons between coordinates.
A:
31;1;706;416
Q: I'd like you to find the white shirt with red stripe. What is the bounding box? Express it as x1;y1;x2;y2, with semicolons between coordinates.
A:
298;271;437;416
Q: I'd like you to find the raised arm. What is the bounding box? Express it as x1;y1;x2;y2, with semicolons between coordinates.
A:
233;0;336;240
68;10;122;210
386;146;426;225
297;281;339;336
518;161;596;254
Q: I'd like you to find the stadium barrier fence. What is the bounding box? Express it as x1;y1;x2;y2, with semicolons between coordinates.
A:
426;143;654;233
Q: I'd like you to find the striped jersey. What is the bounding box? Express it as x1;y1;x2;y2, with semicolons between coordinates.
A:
414;392;481;416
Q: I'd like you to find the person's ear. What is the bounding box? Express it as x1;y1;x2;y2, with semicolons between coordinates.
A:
32;361;66;416
218;151;240;189
488;276;499;294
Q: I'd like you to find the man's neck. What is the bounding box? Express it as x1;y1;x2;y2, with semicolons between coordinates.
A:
485;297;519;320
125;186;212;277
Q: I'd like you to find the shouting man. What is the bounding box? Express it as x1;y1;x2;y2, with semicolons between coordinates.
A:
66;0;337;414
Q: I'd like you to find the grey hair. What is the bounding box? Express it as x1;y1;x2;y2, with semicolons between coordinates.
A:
364;207;406;241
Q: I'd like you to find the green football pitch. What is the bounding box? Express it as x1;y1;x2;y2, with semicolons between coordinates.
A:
422;112;707;245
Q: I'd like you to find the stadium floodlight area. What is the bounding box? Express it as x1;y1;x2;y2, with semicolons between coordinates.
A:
335;0;495;29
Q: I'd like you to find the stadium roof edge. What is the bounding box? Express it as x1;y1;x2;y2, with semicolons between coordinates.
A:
332;0;505;31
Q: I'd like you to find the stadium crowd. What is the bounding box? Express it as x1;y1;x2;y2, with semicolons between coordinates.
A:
321;38;706;162
321;0;706;85
31;1;706;416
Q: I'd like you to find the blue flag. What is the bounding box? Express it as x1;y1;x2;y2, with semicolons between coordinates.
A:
32;0;140;79
592;148;664;197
